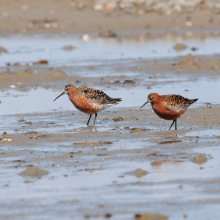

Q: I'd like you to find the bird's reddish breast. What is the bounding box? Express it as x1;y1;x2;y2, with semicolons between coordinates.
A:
69;94;99;114
152;97;184;120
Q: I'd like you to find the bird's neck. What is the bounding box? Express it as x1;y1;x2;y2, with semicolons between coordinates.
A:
68;87;78;99
151;100;160;111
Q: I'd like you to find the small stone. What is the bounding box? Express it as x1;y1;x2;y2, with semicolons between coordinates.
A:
105;213;112;218
125;168;148;178
99;30;117;38
35;134;52;139
36;60;48;64
19;167;48;177
173;43;187;51
191;47;198;51
0;46;7;54
25;131;37;135
2;138;8;142
135;213;168;220
179;60;193;66
130;128;148;132
25;121;32;125
62;45;74;51
94;4;103;11
82;34;89;42
123;80;135;85
112;117;124;122
191;154;207;165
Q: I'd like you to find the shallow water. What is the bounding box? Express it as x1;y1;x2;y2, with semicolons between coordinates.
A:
1;34;220;67
1;136;220;220
1;33;220;220
187;129;220;137
0;78;218;115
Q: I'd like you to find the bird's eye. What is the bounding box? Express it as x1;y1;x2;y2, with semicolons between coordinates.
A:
65;87;69;90
151;96;154;99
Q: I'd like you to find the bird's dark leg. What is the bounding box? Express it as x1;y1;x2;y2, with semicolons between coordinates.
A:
175;119;177;130
169;120;176;130
93;113;97;125
87;115;92;125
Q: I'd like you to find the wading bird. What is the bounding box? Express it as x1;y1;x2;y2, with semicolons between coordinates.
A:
140;93;198;130
54;84;122;125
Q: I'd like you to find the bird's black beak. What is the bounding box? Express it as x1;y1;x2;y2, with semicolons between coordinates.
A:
140;100;149;109
54;91;65;102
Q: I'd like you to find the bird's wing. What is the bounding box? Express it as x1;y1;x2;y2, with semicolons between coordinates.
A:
79;86;121;104
162;95;190;111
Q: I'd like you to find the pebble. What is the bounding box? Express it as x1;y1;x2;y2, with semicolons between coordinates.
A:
125;168;148;178
62;45;74;51
99;30;117;38
94;4;103;11
135;213;168;220
173;43;187;51
36;59;48;64
19;166;48;177
191;154;208;165
112;117;124;122
81;34;89;42
25;131;37;135
0;46;7;54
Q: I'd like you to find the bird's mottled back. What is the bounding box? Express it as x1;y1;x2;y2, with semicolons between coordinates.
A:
161;94;198;111
77;86;122;105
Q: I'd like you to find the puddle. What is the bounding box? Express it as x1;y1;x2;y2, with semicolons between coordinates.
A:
1;35;220;67
187;129;220;137
0;78;219;115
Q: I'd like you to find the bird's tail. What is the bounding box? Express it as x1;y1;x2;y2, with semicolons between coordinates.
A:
106;97;122;104
191;98;198;104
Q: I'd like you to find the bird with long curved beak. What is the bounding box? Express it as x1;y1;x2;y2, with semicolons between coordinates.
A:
54;84;122;125
140;93;198;130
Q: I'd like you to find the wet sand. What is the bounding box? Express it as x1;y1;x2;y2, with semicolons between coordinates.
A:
1;103;220;219
1;41;220;219
1;2;220;219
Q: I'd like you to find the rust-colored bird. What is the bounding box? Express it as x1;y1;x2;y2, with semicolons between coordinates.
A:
140;93;198;130
54;84;122;125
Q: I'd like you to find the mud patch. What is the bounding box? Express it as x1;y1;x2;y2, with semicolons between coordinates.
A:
125;168;148;178
19;167;48;177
